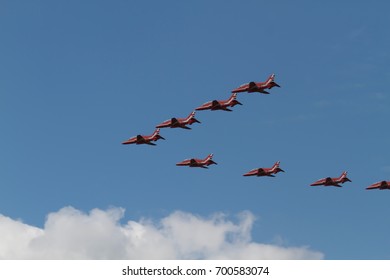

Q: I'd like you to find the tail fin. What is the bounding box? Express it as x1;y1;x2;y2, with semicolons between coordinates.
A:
269;73;275;81
152;128;160;137
265;73;275;85
271;161;280;172
152;128;165;140
339;171;351;183
340;171;347;179
200;153;214;165
185;111;196;121
186;111;201;124
205;153;217;165
229;93;238;101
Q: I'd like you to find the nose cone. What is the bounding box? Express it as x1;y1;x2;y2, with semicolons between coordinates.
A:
122;139;132;145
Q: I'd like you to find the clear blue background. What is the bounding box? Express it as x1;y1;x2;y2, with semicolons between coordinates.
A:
1;0;389;259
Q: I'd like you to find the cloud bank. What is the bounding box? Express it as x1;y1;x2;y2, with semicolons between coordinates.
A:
0;207;323;259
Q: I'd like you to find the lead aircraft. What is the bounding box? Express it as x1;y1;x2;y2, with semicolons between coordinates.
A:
122;128;165;146
310;171;352;187
232;74;281;94
195;93;242;112
156;111;200;130
243;161;284;177
176;153;217;169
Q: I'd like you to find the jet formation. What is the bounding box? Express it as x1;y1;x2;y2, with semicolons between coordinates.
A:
122;73;387;190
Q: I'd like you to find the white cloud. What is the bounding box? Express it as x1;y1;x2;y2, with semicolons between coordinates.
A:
0;215;43;259
0;207;324;260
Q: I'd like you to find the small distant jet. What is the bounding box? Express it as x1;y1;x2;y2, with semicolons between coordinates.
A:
195;93;242;112
310;171;351;187
122;128;165;146
176;153;217;169
243;161;285;177
232;73;281;94
366;181;390;190
156;111;200;130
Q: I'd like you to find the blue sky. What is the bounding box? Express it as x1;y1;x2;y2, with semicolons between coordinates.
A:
1;0;389;259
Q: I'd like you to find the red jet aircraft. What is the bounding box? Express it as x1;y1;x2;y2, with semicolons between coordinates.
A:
122;128;165;146
243;161;284;177
195;93;242;112
156;111;200;130
232;73;281;94
176;153;217;169
310;171;351;187
366;181;390;190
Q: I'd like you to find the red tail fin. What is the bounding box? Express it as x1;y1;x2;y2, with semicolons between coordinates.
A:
185;111;196;121
152;128;160;137
271;161;280;171
229;93;238;101
340;171;347;179
265;73;275;85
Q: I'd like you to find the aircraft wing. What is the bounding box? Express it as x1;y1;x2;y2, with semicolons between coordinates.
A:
211;100;221;109
257;168;266;175
248;81;257;90
325;177;333;185
190;159;198;166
